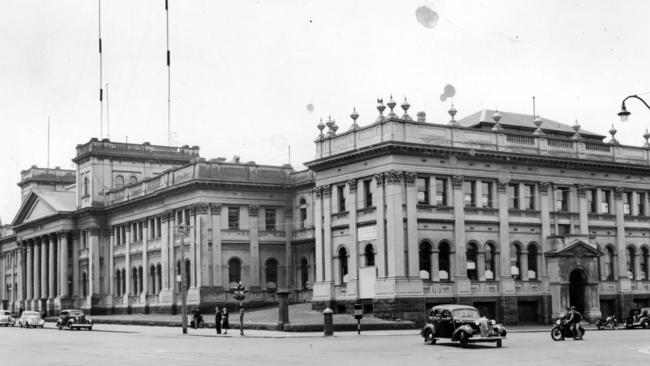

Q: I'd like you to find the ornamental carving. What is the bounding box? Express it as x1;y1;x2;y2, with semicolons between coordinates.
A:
87;226;101;236
374;173;385;187
209;203;221;215
386;170;402;185
403;172;417;185
142;220;149;228
451;175;464;188
322;185;332;198
497;182;508;193
313;186;323;198
347;179;358;192
576;184;587;197
614;187;624;200
194;203;209;215
540;182;550;194
249;205;259;216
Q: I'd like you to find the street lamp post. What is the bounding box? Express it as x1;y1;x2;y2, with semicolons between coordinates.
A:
618;94;650;122
175;224;190;335
232;282;247;335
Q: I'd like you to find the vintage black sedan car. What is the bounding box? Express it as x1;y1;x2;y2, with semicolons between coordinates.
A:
17;311;45;328
56;309;93;331
625;307;650;329
421;304;507;348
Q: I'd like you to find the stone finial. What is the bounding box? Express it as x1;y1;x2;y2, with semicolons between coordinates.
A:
416;111;426;123
387;95;397;118
644;128;650;148
571;119;581;140
401;97;412;121
533;115;544;136
326;115;335;137
376;98;386;123
491;110;503;131
316;117;325;139
349;107;359;131
448;104;458;126
609;124;619;145
331;120;338;135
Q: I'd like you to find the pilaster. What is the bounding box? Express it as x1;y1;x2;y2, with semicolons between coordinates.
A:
385;171;406;278
497;182;514;293
404;172;419;278
209;204;223;287
346;179;359;296
249;205;260;289
59;233;69;298
374;174;387;278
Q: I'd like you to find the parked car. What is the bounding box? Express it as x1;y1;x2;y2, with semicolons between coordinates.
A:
17;311;45;328
625;308;650;329
0;310;16;327
421;304;507;348
56;309;93;331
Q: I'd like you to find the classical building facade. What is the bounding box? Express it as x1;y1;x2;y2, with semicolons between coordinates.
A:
2;100;650;325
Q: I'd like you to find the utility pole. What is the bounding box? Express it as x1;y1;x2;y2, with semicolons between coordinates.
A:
176;224;190;335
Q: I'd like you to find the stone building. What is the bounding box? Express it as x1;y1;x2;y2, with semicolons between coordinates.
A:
2;98;650;325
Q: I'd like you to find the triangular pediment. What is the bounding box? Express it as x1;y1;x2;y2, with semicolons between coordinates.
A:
545;239;601;258
12;191;60;226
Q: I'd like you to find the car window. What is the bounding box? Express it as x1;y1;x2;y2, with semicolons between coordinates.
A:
441;310;451;319
452;309;480;318
23;311;40;317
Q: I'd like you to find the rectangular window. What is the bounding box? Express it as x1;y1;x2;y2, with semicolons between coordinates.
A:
156;217;162;238
337;185;346;212
508;184;520;209
637;192;646;216
436;178;448;206
558;224;571;235
115;227;120;245
524;184;535;210
587;189;597;213
555;188;569;211
623;192;632;215
265;208;276;231
417;177;430;204
138;222;143;242
463;180;476;207
481;182;493;208
601;190;610;214
228;207;240;229
363;179;373;207
184;209;190;225
122;225;127;245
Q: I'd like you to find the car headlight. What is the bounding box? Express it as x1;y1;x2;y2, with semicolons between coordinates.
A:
490;319;496;325
474;320;480;326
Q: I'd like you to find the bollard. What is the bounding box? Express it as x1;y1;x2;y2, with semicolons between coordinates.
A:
276;290;290;329
323;307;334;336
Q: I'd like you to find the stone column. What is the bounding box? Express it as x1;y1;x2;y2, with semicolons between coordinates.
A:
346;179;359;287
109;227;115;297
284;206;293;288
405;172;419;278
322;186;333;283
59;233;69;298
451;176;467;279
161;211;171;290
124;225;131;298
374;175;387;277
615;188;628;277
249;205;261;289
72;232;80;298
477;251;486;281
497;182;514;293
48;234;56;299
634;253;642;281
142;221;149;297
88;228;100;298
539;182;550;278
430;250;439;282
33;240;41;301
210;204;223;287
385;171;406;278
577;185;589;235
40;236;48;299
26;241;33;300
520;250;529;281
314;187;324;282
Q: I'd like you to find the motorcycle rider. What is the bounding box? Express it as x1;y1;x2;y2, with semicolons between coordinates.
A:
566;306;583;340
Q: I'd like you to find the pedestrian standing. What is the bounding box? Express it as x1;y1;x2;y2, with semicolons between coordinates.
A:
215;306;223;334
222;307;229;335
18;305;24;317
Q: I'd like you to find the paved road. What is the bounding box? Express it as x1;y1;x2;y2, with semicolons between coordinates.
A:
1;324;649;366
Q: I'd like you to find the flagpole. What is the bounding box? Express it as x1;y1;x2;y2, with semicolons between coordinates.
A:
165;0;171;145
98;0;104;138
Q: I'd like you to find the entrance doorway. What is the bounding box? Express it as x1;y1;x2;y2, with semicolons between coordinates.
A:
569;269;588;313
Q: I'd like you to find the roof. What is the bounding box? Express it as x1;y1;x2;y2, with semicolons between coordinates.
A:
430;304;478;310
11;189;76;226
457;109;604;138
34;190;76;212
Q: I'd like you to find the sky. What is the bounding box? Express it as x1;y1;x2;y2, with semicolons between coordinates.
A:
1;0;649;224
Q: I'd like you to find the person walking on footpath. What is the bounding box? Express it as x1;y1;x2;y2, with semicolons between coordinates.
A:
222;307;229;335
215;306;223;334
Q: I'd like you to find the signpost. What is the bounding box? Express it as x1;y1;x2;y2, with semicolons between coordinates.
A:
175;224;190;335
232;281;247;336
354;303;363;335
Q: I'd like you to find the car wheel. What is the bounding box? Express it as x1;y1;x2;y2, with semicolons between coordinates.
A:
424;329;436;345
643;321;649;329
58;325;62;330
89;327;93;331
459;332;469;348
496;339;502;348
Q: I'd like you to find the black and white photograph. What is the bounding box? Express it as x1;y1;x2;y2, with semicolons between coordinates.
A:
1;1;649;365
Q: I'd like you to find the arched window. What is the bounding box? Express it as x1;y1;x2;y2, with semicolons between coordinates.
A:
466;242;478;280
156;264;162;294
150;265;156;295
265;258;278;290
605;246;615;281
438;241;451;281
185;259;191;289
627;246;636;279
228;257;241;286
115;269;122;296
527;244;538;280
485;243;496;280
419;241;433;280
338;247;348;283
129;176;138;185
300;257;309;289
132;267;138;295
642;247;649;280
510;243;522;280
299;198;308;229
138;266;144;294
83;177;89;196
364;244;375;266
115;175;124;189
82;272;88;297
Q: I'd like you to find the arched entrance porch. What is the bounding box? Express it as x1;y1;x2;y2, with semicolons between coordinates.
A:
569;269;588;313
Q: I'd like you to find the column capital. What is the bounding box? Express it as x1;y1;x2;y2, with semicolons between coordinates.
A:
451;175;464;188
403;171;417;185
385;170;403;185
576;184;588;197
161;210;173;223
322;185;332;198
57;230;71;237
194;202;209;215
209;203;221;215
497;182;507;193
313;186;323;198
540;182;551;195
347;179;358;192
249;205;259;216
614;187;624;200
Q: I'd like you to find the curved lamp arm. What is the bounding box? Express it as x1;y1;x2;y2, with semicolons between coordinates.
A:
618;95;650;121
